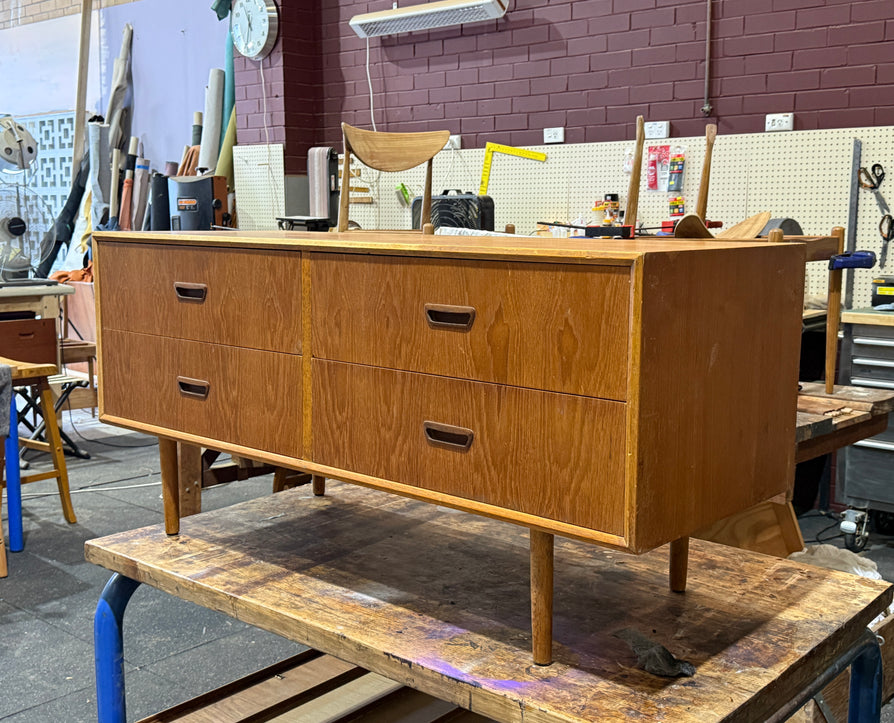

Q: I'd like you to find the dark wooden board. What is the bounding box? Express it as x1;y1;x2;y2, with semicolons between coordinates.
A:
86;483;892;723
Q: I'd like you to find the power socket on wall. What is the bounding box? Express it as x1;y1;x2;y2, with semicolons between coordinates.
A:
644;121;669;139
765;113;794;132
543;127;564;144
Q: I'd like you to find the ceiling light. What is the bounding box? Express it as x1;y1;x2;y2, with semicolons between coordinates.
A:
349;0;508;38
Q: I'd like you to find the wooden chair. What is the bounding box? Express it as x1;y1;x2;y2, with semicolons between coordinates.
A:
337;123;450;233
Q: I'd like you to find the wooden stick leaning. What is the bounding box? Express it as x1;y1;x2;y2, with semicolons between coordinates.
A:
625;116;645;234
696;124;717;221
826;226;846;394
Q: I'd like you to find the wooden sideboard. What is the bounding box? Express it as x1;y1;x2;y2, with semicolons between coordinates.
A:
94;229;810;663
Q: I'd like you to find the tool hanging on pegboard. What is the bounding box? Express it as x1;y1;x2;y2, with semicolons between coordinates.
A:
858;161;892;268
478;142;547;196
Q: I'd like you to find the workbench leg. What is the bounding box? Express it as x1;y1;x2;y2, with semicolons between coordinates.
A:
94;573;140;723
849;629;883;723
530;529;554;665
158;437;180;535
6;393;23;552
669;537;689;593
312;475;326;496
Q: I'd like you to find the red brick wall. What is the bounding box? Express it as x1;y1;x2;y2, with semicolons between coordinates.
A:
234;2;322;174
236;0;894;173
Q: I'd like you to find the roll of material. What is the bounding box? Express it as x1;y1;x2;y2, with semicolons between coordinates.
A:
87;122;111;228
221;30;235;152
198;68;225;172
150;172;171;231
131;158;151;232
192;111;203;146
215;107;237;189
164;161;179;177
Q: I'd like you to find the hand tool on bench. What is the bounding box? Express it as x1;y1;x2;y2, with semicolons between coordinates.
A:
695;124;717;222
624;116;645;233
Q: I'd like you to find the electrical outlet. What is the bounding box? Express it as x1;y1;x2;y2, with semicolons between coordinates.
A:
765;113;794;132
543;127;564;144
644;121;669;139
445;134;462;150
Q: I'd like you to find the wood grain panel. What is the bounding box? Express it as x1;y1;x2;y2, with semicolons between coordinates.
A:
98;242;301;353
311;254;631;400
629;243;807;551
101;330;301;456
0;318;58;365
312;360;626;535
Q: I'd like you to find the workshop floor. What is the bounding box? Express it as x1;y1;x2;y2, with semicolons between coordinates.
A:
2;412;894;722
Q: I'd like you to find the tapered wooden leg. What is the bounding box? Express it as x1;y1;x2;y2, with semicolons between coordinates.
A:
158;437;180;535
312;475;326;496
39;383;76;524
669;536;689;593
530;529;554;665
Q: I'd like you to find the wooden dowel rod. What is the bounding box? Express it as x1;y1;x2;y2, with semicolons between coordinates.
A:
530;529;554;665
825;226;846;394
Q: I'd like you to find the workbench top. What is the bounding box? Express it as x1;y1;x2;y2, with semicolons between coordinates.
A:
843;308;894;326
86;483;891;723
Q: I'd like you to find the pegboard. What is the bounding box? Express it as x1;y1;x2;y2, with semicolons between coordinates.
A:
344;125;894;308
233;143;285;231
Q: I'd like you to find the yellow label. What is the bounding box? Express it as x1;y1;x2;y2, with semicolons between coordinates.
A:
879;287;894;296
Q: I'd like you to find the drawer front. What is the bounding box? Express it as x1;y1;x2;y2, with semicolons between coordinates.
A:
852;335;894;364
850;359;894;385
311;254;630;401
98;242;302;353
312;360;627;534
102;330;302;456
0;318;57;365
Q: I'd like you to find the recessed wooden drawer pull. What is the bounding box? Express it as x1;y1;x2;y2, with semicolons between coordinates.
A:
424;303;475;331
18;331;35;339
177;376;210;400
423;420;474;451
173;282;208;302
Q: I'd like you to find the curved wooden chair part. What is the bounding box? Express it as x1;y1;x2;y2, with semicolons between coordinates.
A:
337;123;450;233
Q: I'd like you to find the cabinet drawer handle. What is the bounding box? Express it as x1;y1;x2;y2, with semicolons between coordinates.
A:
177;376;210;400
18;331;35;340
423;420;474;451
173;282;208;302
424;303;475;331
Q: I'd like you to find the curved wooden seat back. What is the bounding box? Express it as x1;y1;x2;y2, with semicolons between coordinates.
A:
338;123;450;233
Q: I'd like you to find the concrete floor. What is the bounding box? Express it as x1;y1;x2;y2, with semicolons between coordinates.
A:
2;410;894;721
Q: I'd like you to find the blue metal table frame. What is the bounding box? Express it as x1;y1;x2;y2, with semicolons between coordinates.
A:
93;571;885;723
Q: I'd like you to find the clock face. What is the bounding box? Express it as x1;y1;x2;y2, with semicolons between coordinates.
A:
231;0;279;60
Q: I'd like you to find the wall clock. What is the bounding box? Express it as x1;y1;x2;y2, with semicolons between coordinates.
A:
231;0;279;60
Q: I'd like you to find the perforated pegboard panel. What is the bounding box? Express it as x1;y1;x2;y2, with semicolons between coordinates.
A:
345;126;894;308
233;143;284;231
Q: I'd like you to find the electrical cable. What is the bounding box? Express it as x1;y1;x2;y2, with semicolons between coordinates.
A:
258;57;284;223
366;38;377;131
814;520;845;544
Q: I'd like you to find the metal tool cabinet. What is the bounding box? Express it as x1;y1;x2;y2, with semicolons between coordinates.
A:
839;315;894;528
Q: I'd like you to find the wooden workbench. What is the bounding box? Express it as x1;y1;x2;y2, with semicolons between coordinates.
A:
87;482;892;723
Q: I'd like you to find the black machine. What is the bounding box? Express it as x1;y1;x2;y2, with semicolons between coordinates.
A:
411;190;494;231
168;175;229;231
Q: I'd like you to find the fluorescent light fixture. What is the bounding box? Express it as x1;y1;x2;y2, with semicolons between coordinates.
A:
349;0;508;38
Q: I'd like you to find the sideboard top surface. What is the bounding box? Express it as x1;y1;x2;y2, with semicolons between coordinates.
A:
93;229;821;265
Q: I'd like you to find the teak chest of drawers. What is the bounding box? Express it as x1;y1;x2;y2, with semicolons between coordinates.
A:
94;230;807;663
